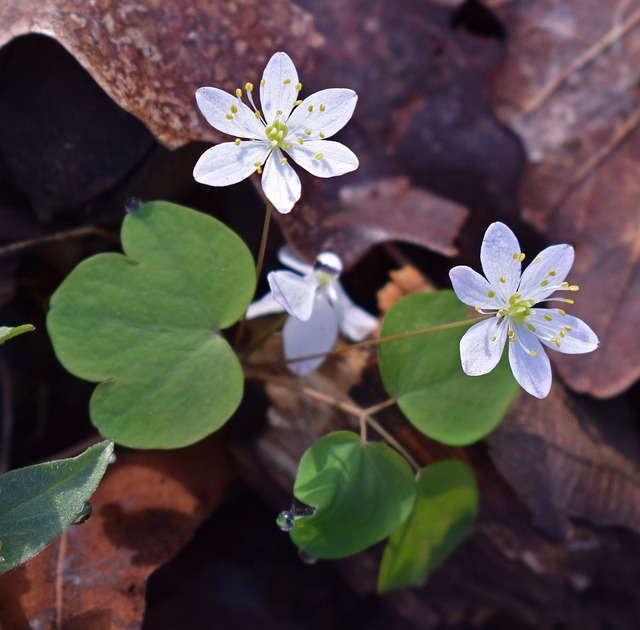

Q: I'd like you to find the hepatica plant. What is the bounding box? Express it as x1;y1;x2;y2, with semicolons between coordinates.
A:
34;51;601;591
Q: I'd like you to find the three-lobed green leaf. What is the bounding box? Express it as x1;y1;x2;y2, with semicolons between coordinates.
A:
379;291;519;445
47;201;256;449
377;459;479;592
290;431;417;559
0;440;113;575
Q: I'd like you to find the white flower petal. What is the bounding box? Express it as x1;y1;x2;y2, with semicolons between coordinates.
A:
519;244;575;301
287;140;358;178
529;310;599;355
277;246;313;275
332;283;378;341
268;270;317;321
449;265;501;310
193;142;270;186
261;150;302;213
480;222;522;300
245;291;285;319
283;296;339;376
260;52;300;123
196;87;265;139
459;318;507;376
286;89;358;139
508;326;551;398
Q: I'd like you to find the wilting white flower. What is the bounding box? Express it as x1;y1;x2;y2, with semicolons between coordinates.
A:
449;222;599;399
247;247;378;375
193;52;359;214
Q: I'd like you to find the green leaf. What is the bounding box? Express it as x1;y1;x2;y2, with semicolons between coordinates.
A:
0;324;35;344
379;291;519;445
290;431;416;559
0;440;113;575
47;201;255;449
377;459;478;592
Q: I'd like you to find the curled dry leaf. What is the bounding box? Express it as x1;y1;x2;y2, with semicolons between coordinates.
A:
0;0;322;149
493;0;640;396
0;438;233;628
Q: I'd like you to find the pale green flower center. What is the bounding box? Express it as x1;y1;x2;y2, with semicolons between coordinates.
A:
506;293;535;325
265;119;289;149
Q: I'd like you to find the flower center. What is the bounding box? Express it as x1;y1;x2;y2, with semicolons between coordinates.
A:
265;119;289;149
506;293;535;325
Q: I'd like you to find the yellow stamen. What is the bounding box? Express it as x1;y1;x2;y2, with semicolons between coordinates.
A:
498;309;506;317
295;82;302;91
235;138;241;145
549;269;556;276
235;88;242;98
527;324;536;332
280;157;288;164
565;299;575;304
540;279;549;287
534;257;541;264
529;351;537;356
294;100;302;106
260;78;266;86
298;138;304;145
308;105;314;112
560;330;566;338
500;277;506;283
304;129;311;135
231;104;238;113
319;131;325;138
544;314;553;321
569;285;580;291
315;152;324;159
226;113;234;120
245;82;254;92
276;109;283;115
564;325;572;331
512;252;518;260
518;253;526;262
283;78;291;85
487;290;495;298
557;309;566;316
491;335;497;342
320;103;326;111
255;111;261;119
560;281;568;287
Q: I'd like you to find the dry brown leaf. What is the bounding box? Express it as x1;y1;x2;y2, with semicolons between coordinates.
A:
0;0;322;149
493;0;640;397
376;263;436;314
487;383;640;538
0;437;233;628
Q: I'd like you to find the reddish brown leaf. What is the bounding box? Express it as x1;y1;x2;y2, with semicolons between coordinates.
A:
0;437;233;628
492;0;640;396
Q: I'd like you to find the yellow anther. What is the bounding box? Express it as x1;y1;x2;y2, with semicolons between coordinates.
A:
255;111;261;119
551;337;561;347
512;252;518;260
540;279;549;287
548;269;556;276
245;82;254;92
560;281;569;287
527;324;536;332
235;138;241;145
226;113;234;120
254;161;262;167
298;138;304;145
276;109;283;115
315;152;324;159
534;257;541;264
529;351;537;356
231;104;238;113
560;330;566;338
508;329;514;337
304;129;312;135
475;306;482;312
320;103;326;111
518;253;526;262
294;100;302;106
319;131;325;138
295;82;302;91
308;105;314;112
569;285;579;291
260;78;266;86
544;314;553;321
287;142;293;149
498;309;506;317
558;309;566;316
235;88;242;98
509;336;517;342
565;299;575;304
283;78;291;85
491;335;497;342
499;276;506;283
280;157;288;164
487;290;495;298
564;325;572;331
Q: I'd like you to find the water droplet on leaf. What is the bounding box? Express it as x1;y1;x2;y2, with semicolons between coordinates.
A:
298;548;318;565
72;503;92;525
276;511;295;532
125;197;143;213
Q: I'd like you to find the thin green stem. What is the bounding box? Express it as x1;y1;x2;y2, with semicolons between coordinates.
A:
254;200;273;281
248;314;493;369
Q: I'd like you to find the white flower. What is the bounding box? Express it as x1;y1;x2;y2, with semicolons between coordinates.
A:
193;52;359;214
449;222;599;399
246;246;378;375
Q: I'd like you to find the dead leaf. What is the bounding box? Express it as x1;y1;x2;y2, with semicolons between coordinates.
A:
0;437;233;628
487;383;640;538
492;0;640;397
376;263;436;314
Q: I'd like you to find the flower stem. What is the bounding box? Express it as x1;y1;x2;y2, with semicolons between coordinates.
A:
254;200;273;281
